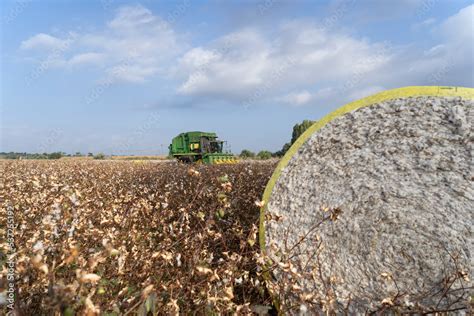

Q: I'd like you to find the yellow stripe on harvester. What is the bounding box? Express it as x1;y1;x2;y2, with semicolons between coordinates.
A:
258;86;474;312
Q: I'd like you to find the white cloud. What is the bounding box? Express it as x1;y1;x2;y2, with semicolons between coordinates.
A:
176;29;272;97
107;5;157;30
19;4;184;83
175;4;472;106
276;87;337;106
180;47;220;68
398;4;473;87
18;4;473;105
20;33;68;50
176;22;392;102
348;86;385;101
68;52;105;66
438;4;473;42
423;44;445;57
278;90;313;106
106;64;159;83
412;18;436;31
422;4;473;62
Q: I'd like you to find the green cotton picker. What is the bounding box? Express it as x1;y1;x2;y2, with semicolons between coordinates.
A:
169;131;238;164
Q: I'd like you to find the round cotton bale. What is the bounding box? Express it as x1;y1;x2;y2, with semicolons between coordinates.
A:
259;87;474;314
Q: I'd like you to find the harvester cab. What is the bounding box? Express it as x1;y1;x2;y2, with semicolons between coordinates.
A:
169;131;238;164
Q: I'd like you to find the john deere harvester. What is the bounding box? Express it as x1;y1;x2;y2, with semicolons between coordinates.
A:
169;131;238;164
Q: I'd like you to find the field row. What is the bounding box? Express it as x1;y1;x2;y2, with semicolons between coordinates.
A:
0;160;276;314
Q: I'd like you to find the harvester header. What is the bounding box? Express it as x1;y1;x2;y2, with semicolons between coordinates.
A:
169;131;238;164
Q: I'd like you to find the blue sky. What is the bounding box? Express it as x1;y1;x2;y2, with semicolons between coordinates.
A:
1;0;473;155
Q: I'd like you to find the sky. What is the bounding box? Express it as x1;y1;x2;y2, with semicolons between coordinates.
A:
1;0;473;155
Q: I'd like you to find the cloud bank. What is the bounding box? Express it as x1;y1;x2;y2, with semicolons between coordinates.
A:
19;3;473;106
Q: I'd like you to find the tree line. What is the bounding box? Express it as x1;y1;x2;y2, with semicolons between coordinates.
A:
239;119;315;160
1;120;315;161
0;152;106;160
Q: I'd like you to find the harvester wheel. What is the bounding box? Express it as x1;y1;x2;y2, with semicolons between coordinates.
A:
177;156;194;163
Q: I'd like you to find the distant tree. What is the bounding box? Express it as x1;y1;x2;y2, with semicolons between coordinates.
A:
47;152;63;159
240;149;256;158
274;142;291;157
291;120;315;144
93;153;106;160
74;152;82;157
87;152;94;157
4;152;20;159
274;120;315;157
257;150;272;160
